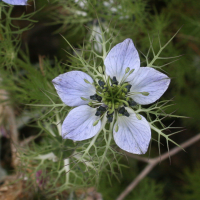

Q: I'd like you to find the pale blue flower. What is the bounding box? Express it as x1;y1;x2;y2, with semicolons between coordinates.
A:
1;0;27;5
52;39;170;154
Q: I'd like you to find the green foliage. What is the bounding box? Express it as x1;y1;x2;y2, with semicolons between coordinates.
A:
0;5;36;70
175;163;200;200
99;175;164;200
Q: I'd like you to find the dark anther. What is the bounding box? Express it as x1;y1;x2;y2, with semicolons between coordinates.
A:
124;110;130;117
98;106;106;112
125;84;132;93
118;107;125;114
90;94;102;102
96;95;102;102
118;106;130;117
98;80;105;88
107;112;114;123
128;99;137;106
95;106;106;116
112;76;118;85
90;94;96;100
95;110;102;116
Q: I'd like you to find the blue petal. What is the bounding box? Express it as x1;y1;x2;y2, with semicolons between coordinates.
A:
62;105;101;141
104;38;140;83
129;67;170;105
2;0;27;5
113;108;151;154
52;71;96;107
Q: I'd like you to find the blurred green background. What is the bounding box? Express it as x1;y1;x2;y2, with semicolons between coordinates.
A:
1;0;200;199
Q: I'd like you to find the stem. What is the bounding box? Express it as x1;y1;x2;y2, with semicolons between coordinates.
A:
55;111;62;136
99;113;115;168
82;131;100;158
64;158;70;185
26;103;65;107
57;151;63;171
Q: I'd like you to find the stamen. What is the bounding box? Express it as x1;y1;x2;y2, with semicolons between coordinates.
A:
111;76;118;85
118;107;125;114
88;102;103;107
128;99;137;106
118;106;130;117
124;110;130;117
95;106;106;116
141;92;149;96
115;123;119;132
136;114;142;120
84;79;91;84
120;69;135;84
107;111;114;123
98;80;105;88
93;120;99;126
90;94;102;102
125;67;130;74
127;91;149;97
125;84;132;92
81;97;88;101
129;69;135;75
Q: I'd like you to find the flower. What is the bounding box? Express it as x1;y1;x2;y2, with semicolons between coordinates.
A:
2;0;27;5
52;39;170;154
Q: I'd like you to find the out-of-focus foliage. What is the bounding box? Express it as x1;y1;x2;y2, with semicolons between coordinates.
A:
175;163;200;200
0;0;200;199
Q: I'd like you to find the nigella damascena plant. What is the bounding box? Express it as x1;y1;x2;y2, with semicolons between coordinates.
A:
52;39;170;154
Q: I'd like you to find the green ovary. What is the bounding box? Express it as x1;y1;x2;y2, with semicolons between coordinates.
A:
99;82;130;114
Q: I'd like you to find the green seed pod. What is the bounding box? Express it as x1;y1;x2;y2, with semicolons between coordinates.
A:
96;86;101;90
105;92;109;96
124;88;128;93
121;93;126;98
114;104;119;109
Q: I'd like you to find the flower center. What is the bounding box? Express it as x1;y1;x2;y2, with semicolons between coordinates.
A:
101;77;130;112
89;76;136;122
